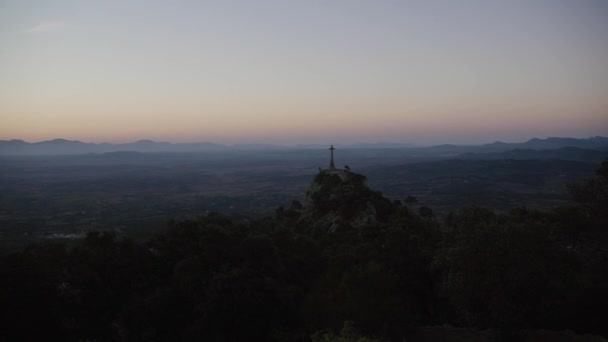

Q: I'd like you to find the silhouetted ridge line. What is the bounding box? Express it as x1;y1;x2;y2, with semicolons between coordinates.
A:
0;136;607;155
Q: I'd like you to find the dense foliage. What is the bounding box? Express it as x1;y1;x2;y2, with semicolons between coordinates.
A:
1;161;607;341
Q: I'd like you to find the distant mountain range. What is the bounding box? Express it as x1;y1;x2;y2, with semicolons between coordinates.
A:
0;139;225;155
417;136;608;156
457;147;608;163
0;136;607;155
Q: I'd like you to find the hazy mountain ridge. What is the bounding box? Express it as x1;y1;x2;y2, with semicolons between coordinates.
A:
0;139;225;155
418;136;608;156
1;136;607;155
457;147;608;163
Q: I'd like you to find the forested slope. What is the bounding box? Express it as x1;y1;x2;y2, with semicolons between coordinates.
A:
2;161;607;341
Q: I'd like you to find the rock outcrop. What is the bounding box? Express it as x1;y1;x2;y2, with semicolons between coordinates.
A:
295;170;396;233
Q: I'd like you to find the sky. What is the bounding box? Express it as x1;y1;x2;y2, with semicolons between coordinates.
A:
1;0;607;145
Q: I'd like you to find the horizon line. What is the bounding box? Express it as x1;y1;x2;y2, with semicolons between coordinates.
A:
2;135;607;147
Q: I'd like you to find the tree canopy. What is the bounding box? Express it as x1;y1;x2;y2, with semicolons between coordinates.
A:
2;160;607;341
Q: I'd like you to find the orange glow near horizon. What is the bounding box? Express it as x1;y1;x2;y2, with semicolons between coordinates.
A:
1;1;607;145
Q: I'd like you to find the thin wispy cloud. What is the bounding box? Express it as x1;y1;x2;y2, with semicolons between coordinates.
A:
25;21;67;33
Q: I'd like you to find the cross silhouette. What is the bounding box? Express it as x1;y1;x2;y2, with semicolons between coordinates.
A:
329;145;336;170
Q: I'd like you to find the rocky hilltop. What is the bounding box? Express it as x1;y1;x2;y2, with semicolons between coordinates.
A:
291;170;396;233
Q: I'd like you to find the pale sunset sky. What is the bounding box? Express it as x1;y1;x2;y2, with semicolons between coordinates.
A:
1;0;607;145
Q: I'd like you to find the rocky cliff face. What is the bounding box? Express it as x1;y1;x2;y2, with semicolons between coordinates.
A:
295;170;396;233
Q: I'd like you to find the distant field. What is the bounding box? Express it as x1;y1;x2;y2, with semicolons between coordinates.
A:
364;159;598;213
0;149;602;251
